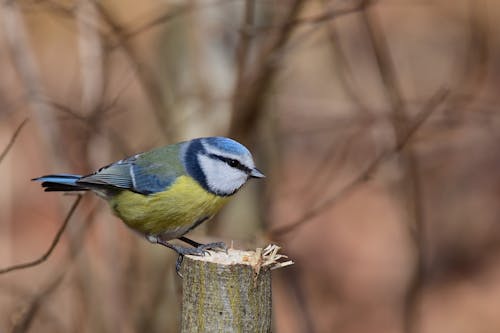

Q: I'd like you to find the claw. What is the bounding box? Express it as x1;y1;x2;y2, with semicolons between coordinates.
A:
175;255;184;277
199;241;227;253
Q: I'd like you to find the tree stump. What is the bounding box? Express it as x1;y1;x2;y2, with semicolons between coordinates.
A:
181;245;292;333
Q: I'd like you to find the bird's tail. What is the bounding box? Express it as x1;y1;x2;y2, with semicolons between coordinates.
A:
32;174;88;192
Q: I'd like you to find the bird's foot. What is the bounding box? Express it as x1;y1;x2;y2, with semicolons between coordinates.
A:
172;242;227;275
178;236;227;254
148;235;227;277
195;241;227;254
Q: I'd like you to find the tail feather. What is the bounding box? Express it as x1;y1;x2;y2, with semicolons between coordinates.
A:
32;174;88;192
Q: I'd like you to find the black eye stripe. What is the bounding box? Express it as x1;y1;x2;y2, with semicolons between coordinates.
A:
208;154;251;173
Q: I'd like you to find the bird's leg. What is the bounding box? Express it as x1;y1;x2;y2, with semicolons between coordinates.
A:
146;235;202;276
146;235;225;276
178;236;227;253
152;239;187;275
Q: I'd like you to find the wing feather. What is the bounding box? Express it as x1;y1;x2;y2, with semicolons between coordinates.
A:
77;143;187;195
78;161;133;189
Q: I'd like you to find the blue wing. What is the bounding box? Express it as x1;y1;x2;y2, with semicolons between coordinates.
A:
78;144;186;195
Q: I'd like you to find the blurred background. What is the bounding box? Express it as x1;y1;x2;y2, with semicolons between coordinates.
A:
1;0;500;332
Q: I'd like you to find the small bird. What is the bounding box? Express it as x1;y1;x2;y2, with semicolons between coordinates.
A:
33;137;264;272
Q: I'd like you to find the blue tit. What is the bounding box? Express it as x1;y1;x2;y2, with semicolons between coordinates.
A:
33;137;265;272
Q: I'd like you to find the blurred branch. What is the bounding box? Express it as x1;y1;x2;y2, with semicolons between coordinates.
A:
11;272;66;333
39;99;131;155
1;1;66;167
403;2;490;332
95;3;175;140
233;0;256;100
245;1;369;33
134;256;173;332
119;2;195;42
9;200;98;332
229;0;306;142
63;199;101;332
111;0;235;44
359;0;421;225
290;1;368;25
357;5;427;332
454;0;489;98
76;0;104;114
0;194;82;275
440;0;489;128
301;123;371;208
356;3;489;333
360;2;406;121
230;1;370;143
322;1;372;114
282;267;316;333
110;0;367;49
0;118;28;165
43;0;191;141
269;88;448;238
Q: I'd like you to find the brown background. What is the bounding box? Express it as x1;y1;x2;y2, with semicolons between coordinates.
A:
1;1;500;332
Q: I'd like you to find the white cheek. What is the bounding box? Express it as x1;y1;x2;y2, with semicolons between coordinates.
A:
198;155;248;195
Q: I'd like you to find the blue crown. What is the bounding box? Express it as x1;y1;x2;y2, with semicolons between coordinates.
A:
202;137;250;156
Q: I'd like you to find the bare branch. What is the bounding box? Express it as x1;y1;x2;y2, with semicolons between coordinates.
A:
269;89;448;238
233;0;256;99
229;0;306;142
119;0;236;43
1;1;66;167
321;0;372;114
11;272;66;333
0;118;28;165
242;1;368;34
0;195;82;275
120;3;196;42
76;0;104;114
287;0;371;27
95;2;174;140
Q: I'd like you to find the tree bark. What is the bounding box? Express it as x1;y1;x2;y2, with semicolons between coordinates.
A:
181;248;277;333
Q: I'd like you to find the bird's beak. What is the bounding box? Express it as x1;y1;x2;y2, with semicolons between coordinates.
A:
250;168;265;179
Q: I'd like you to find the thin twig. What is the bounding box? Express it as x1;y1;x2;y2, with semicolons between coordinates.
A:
118;0;235;44
1;1;66;168
321;0;372;114
8;203;98;333
95;2;174;140
120;3;193;41
0;195;82;275
11;272;66;333
269;89;448;238
229;0;306;142
282;268;316;333
233;0;256;99
288;0;371;26
301;123;372;209
0;118;28;165
38;97;131;158
243;1;369;34
403;2;490;332
76;0;104;114
231;2;368;119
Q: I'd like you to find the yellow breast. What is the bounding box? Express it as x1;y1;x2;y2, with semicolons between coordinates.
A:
108;175;230;237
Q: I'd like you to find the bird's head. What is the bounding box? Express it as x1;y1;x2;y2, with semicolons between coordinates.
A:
183;137;265;196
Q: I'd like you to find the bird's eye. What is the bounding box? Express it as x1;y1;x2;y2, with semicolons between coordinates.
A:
228;159;239;168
